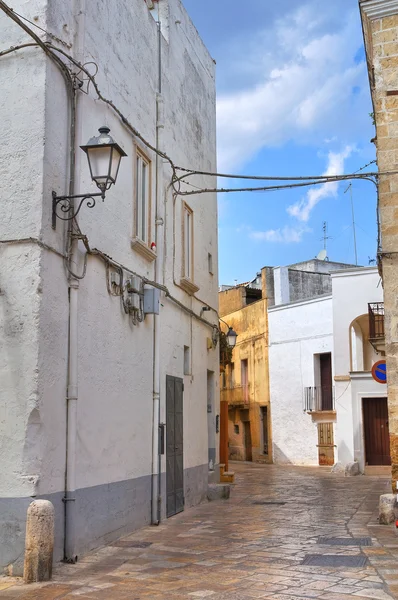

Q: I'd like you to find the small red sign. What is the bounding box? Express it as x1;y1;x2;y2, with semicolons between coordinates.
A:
371;360;387;384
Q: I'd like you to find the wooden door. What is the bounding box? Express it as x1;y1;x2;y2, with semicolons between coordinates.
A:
363;397;391;466
320;353;333;410
244;421;252;461
166;375;184;517
318;423;334;466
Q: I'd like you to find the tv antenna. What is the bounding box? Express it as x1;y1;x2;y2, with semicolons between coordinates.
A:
344;183;358;266
320;221;332;256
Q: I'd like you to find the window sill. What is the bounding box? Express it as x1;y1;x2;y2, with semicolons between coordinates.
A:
180;277;200;296
131;237;156;262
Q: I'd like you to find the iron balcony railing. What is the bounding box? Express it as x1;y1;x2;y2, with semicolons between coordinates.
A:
368;302;385;340
304;386;335;412
221;385;250;406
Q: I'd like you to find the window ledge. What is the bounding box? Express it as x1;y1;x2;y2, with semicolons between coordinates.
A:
180;277;200;296
131;237;156;262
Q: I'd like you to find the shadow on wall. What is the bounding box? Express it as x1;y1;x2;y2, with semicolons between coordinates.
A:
272;444;294;465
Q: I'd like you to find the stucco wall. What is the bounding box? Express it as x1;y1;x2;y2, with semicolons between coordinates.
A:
0;0;218;573
220;267;271;463
268;296;333;465
331;268;385;467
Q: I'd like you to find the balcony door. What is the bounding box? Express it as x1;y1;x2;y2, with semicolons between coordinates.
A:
320;353;333;411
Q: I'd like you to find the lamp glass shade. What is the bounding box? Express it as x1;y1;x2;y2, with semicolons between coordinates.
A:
110;147;123;182
81;126;127;194
226;327;237;348
86;145;114;189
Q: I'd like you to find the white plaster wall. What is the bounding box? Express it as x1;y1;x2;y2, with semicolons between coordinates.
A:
0;0;50;500
332;268;382;375
331;268;384;468
0;0;218;567
268;296;333;465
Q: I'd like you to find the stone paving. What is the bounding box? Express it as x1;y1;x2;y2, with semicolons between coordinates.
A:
2;462;398;599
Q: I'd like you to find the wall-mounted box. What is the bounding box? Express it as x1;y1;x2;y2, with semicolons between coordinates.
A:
144;287;160;315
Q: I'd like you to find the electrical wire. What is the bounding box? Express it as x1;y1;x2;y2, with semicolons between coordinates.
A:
0;14;383;197
7;6;71;47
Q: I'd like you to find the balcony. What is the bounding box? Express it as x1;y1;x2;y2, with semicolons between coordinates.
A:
304;386;336;423
368;302;385;353
221;385;249;407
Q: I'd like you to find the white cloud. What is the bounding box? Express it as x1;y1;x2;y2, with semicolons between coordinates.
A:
250;226;310;243
216;4;369;171
287;145;354;222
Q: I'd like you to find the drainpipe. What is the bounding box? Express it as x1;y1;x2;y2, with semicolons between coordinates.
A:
152;20;164;525
64;0;85;560
64;277;78;561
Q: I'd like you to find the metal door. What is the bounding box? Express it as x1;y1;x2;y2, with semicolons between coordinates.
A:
363;397;391;466
166;375;184;517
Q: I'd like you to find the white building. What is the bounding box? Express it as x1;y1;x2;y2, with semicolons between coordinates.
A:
332;267;387;473
268;264;386;470
0;0;219;574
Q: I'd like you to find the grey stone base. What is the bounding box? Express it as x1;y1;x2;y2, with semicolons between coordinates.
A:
207;483;230;501
184;463;208;508
1;463;210;575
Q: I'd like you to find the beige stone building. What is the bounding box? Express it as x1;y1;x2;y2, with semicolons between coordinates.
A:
219;269;272;463
360;0;398;490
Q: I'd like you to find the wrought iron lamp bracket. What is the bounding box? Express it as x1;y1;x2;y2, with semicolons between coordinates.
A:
52;190;105;229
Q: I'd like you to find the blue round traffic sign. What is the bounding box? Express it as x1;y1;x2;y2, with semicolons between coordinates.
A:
372;360;387;384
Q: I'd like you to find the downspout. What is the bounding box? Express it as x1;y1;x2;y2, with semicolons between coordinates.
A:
152;19;164;525
63;92;79;560
64;0;85;561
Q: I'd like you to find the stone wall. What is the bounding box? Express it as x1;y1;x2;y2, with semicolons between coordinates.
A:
360;0;398;491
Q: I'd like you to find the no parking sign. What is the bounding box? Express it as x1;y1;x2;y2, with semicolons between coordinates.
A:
371;360;387;384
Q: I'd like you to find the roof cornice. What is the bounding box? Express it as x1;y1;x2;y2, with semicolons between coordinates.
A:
360;0;398;19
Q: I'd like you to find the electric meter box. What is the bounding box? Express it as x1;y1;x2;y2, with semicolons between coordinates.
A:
144;287;160;315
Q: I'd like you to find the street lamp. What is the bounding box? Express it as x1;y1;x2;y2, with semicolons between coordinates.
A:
219;318;238;348
52;126;127;228
226;326;238;349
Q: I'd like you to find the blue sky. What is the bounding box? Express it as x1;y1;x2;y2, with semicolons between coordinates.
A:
182;0;377;285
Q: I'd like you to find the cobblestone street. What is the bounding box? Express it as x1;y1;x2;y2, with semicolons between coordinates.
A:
2;463;398;599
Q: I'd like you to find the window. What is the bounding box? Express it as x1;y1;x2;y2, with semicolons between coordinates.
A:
180;203;199;295
184;345;190;375
135;150;150;243
234;424;240;435
241;359;248;403
229;363;235;389
132;148;154;261
183;204;193;280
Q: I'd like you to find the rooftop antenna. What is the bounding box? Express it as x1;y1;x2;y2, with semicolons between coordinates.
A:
318;222;332;260
344;183;358;266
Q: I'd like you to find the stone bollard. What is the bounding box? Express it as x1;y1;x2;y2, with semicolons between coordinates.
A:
379;494;396;525
23;500;54;583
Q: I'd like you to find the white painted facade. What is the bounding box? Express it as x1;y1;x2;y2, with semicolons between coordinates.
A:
0;0;219;573
268;266;385;470
268;296;333;465
332;268;385;471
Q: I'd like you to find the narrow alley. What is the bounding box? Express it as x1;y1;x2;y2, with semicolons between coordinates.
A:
2;463;398;599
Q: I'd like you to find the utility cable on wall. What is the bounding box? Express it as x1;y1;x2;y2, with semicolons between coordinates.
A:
0;5;384;199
